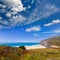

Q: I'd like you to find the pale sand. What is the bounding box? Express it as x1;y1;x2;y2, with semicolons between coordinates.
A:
16;44;60;50
51;45;60;48
25;45;47;50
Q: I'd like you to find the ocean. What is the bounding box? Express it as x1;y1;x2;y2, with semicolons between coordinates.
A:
0;43;39;47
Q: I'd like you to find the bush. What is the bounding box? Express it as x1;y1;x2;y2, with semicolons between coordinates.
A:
19;46;26;50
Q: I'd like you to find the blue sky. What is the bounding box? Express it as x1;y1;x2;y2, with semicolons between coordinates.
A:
0;0;60;43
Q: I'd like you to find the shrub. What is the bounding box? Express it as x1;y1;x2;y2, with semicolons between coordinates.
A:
19;46;26;50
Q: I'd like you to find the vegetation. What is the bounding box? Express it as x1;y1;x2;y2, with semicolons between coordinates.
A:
0;46;60;60
0;46;28;60
41;36;60;46
19;46;26;50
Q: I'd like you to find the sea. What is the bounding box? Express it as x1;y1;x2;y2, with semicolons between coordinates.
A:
0;43;39;47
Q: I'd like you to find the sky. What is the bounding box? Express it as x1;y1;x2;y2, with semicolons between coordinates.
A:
0;0;60;43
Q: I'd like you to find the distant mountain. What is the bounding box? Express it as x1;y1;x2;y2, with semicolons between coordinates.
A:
41;36;60;46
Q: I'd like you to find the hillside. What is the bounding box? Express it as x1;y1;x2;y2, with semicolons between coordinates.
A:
41;36;60;46
0;46;60;60
0;46;28;60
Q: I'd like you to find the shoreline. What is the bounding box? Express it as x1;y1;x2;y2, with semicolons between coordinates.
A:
15;44;47;50
0;44;60;50
25;44;47;50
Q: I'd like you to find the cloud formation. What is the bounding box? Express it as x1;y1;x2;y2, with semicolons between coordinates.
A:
0;4;6;8
2;0;23;9
44;19;60;26
0;0;27;28
27;1;59;24
0;16;2;20
25;26;41;32
1;0;25;14
0;0;60;29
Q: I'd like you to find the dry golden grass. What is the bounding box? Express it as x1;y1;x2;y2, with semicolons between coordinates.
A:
0;46;60;60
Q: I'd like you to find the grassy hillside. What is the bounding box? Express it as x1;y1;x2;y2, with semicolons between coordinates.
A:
28;48;60;60
0;46;60;60
0;46;28;60
41;36;60;46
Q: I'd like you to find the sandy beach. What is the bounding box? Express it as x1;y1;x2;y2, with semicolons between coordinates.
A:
25;44;47;50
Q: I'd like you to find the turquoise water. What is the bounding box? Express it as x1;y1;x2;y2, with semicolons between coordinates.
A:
0;43;39;47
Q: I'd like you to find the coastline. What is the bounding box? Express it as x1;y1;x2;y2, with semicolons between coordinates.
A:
25;44;47;50
15;44;47;50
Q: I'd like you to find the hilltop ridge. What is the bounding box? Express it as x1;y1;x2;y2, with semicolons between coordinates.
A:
41;36;60;46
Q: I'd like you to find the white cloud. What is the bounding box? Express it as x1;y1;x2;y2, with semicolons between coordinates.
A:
52;20;60;23
0;16;2;20
9;15;26;26
0;0;60;29
0;4;6;8
11;5;23;12
2;0;23;7
6;12;12;17
25;26;41;32
27;1;59;24
1;0;24;14
0;9;6;13
0;0;27;26
44;19;60;26
0;0;27;28
0;20;9;25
